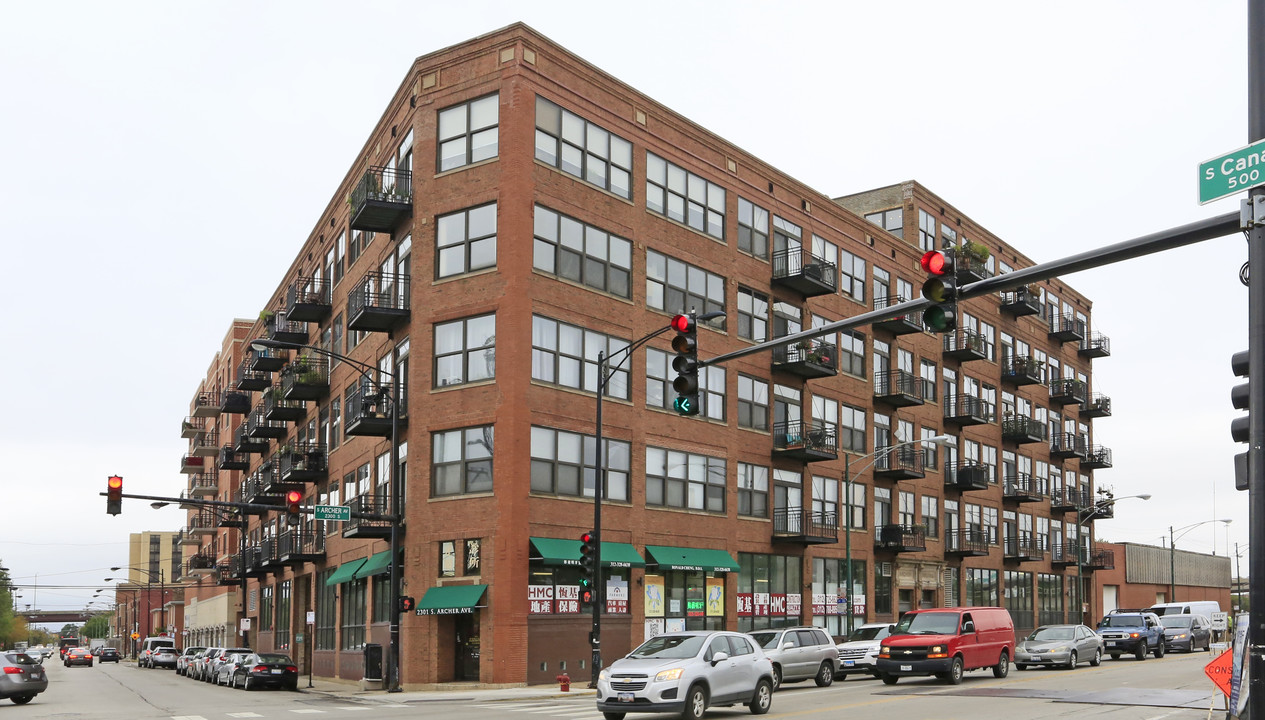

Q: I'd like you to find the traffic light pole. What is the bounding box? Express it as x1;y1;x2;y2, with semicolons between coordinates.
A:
1247;1;1265;714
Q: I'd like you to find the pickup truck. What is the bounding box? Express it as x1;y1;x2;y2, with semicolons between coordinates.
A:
1096;611;1165;660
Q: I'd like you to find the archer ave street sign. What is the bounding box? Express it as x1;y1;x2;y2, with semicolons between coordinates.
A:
1199;139;1265;204
314;504;350;522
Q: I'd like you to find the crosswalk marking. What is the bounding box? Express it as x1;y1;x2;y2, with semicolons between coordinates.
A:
172;716;207;720
288;711;325;715
228;714;264;718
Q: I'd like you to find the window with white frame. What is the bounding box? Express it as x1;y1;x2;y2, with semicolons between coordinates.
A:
432;426;494;496
839;330;865;377
864;207;903;238
645;152;725;239
645;446;725;513
438;94;499;171
529;426;630;501
737;463;769;518
434;313;496;387
737;287;769;342
839;403;866;453
436;203;497;278
922;495;939;536
738;374;769;431
812;475;839;526
534;96;632;198
918;209;936;252
846;482;866;529
531;315;630;399
737;197;769;259
645;249;725;327
840;249;866;302
532;205;632;298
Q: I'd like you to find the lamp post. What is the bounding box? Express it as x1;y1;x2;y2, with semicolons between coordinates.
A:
1168;519;1233;602
1074;493;1150;625
103;586;140;657
843;434;952;636
112;567;165;635
252;338;402;692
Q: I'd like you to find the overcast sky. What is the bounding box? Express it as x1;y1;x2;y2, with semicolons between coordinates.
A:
0;1;1253;618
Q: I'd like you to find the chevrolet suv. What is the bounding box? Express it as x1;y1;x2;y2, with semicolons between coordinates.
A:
1096;611;1164;660
747;626;838;689
596;631;774;720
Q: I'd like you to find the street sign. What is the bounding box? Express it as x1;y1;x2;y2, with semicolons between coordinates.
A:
1213;611;1229;632
1207;648;1234;696
130;632;139;640
314;504;351;522
1199;139;1265;204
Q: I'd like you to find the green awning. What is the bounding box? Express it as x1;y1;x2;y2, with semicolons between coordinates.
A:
416;584;488;615
529;537;646;568
645;545;741;573
324;558;366;586
354;550;393;580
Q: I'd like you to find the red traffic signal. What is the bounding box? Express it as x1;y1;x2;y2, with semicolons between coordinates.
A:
286;490;302;523
920;250;950;276
670;314;694;333
920;250;958;332
106;475;123;516
399;596;415;613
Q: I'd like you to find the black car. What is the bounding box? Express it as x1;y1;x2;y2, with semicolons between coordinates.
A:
97;647;121;663
230;653;299;691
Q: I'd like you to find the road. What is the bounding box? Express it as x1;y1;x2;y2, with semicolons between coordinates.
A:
9;650;1228;720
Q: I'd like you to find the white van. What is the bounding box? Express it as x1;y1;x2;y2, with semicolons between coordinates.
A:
1149;601;1221;619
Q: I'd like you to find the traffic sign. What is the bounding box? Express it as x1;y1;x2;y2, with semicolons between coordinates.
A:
314;504;350;522
1199;139;1265;204
130;632;139;640
1206;647;1234;696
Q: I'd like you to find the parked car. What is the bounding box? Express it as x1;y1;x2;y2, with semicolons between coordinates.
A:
876;606;1015;685
189;648;222;681
1160;614;1214;653
96;647;121;663
64;647;94;667
230;653;299;691
206;647;251;684
747;626;838;689
139;637;177;669
1014;624;1104;670
596;631;774;720
176;647;207;676
0;651;47;705
151;647;179;669
835;622;896;679
215;653;249;686
1096;611;1164;660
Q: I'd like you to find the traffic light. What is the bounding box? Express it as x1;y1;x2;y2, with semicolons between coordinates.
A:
399;596;415;614
579;586;595;612
1233;350;1250;491
106;475;123;516
579;530;597;587
286;490;303;525
920;249;957;332
670;313;700;416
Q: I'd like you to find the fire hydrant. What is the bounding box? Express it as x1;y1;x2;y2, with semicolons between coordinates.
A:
557;671;570;692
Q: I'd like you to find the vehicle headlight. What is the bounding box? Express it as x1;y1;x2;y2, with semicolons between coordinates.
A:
1052;646;1067;653
599;668;609;682
1176;633;1187;639
879;646;891;658
655;668;684;682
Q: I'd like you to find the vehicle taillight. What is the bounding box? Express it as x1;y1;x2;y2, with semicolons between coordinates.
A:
285;666;298;673
253;665;268;673
3;667;23;674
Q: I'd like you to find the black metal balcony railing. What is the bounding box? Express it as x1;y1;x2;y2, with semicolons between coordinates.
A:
999;287;1042;317
771;508;839;545
1049;314;1086;344
943;394;994;426
276;528;325;563
944;460;989;491
347;271;411;332
1050;432;1089;460
770;248;838;297
1050;487;1093;512
188;469;218;497
876;524;927;553
1001;415;1046;444
1079;332;1111;358
872;295;923;334
180;454;206;474
247;406;289;439
265;311;309;346
944;527;990;555
263;389;307;423
1004;536;1044;561
1083;445;1113;469
279;442;328;482
771;340;838;379
285;275;332;323
344;380;407;437
249;345;288;373
943;329;988;362
874;444;925;480
873;369;925;407
235;356;271;391
180;416;206;439
1049;378;1088;407
772;420;838;462
1082;393;1112;418
1087;548;1115;570
218;445;249;471
1001;356;1044;386
1003;472;1047;502
349;165;413;233
190;429;220;457
281;356;330;401
219;390;251;415
192;391;220;418
343;494;393;539
186;553;217;576
1050;541;1080;567
233;424;268;454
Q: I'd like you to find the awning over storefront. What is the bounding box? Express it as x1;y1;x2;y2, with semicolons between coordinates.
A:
416;584;488;615
644;545;741;572
324;558;366;586
529;537;646;568
353;550;393;580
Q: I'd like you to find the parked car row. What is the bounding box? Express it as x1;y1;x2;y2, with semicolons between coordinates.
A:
178;646;298;691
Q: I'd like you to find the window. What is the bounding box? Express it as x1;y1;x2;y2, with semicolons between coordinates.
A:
532;205;632;297
898;490;916;526
918;209;936;252
275;580;291;649
737;197;769;259
645;446;725;513
439;540;457;578
737;463;769;518
966;569;999;607
349;229;372;266
438;94;498;171
340;578;367;650
737;287;769;342
530;426;630;502
839;330;865;377
434;313;495;387
839;250;866;302
531;315;630;399
647;348;725;420
437;203;496;279
645;152;725;239
864;208;903;238
698;365;726;421
811;475;839;526
845;482;866;530
260;585;273;631
874;487;891;538
921;427;941;469
921;496;939;536
920;359;937;401
738;374;769;431
432;426;494;496
316;569;336;650
534;96;632;198
372;575;391;623
646;249;725;327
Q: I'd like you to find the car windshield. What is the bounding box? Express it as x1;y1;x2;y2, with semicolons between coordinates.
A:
629;635;706;659
848;626;888;641
894;612;960;635
1100;615;1145;627
258;654;293;664
748;632;782;649
5;653;37;665
1028;627;1074;641
1161;616;1193;628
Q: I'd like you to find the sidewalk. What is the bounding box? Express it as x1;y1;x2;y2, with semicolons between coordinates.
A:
297;677;597;705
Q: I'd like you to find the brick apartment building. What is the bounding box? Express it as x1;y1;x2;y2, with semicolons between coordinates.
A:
174;23;1121;687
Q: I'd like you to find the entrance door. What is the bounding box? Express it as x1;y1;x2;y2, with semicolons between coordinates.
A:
454;614;480;681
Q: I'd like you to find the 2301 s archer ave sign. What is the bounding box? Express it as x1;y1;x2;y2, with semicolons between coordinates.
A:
1200;138;1265;204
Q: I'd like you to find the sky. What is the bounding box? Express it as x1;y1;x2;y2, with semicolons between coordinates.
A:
0;1;1254;618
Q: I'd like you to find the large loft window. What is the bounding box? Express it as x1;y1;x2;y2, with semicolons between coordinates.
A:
534;96;632;198
438;94;499;172
645;152;725;240
532;205;632;298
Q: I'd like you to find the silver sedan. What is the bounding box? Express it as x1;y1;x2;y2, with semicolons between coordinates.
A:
1015;624;1104;670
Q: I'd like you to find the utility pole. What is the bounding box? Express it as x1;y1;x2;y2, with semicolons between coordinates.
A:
1249;1;1265;714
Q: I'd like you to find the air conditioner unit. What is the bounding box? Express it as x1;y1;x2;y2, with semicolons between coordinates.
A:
878;562;892;577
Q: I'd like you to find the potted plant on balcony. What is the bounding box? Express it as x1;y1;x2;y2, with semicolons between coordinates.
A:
962;239;990;263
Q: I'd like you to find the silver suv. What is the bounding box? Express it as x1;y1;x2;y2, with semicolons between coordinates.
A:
596;631;774;720
747;626;838;689
835;622;895;679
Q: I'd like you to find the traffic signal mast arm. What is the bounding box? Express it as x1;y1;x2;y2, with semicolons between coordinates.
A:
99;489;397;521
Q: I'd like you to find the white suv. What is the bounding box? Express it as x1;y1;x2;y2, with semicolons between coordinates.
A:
596;631;774;720
747;627;838;690
835;622;895;679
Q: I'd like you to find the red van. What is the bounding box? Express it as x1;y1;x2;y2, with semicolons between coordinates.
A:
875;607;1015;685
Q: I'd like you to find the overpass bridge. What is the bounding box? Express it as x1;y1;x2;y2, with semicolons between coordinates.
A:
17;609;95;624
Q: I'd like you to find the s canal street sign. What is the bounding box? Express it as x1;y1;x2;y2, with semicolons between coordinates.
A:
1200;139;1265;204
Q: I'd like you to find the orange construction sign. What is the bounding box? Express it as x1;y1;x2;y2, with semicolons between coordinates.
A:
1206;648;1234;696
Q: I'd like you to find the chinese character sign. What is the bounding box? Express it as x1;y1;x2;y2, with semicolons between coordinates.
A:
606;579;629;614
528;585;554;614
556;584;580;614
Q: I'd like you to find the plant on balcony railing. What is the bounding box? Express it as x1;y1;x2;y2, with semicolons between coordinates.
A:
188;553;216;570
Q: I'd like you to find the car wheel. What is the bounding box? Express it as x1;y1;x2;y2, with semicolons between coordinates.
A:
1110;654;1120;660
1015;663;1027;671
11;694;34;705
771;665;782;691
602;713;626;720
1065;651;1077;670
880;673;898;685
244;675;253;692
992;651;1009;678
814;661;834;687
1090;648;1102;667
683;685;706;720
947;657;965;685
285;681;297;692
1135;642;1147;661
748;678;772;715
1154;641;1165;659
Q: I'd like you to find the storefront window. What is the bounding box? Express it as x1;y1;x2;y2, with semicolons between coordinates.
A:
736;553;803;632
527;565;631;615
811;557;866;637
643;571;726;634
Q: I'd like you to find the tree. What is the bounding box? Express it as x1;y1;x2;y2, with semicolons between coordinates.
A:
59;623;80;637
82;614;109;640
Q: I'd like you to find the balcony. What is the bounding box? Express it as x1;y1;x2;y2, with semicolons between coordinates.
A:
190;430;219;457
944;461;989;492
186;552;217;577
1050;433;1089;461
180;455;205;474
770;248;837;297
943;329;988;362
285;275;332;323
180;416;206;439
943;394;993;427
1082;393;1112;418
1079;332;1111;359
233;424;268;454
873;369;925;408
349;165;413;233
957;254;991;284
1003;536;1044;562
219;390;250;415
261;390;306;423
999;286;1042;317
217;512;244;529
772;420;837;462
771;340;838;379
1083;445;1113;470
276;528;325;565
1001;415;1046;445
279;442;327;483
220;558;242;585
191;391;220;418
258;538;285;573
344;381;404;438
1049;378;1088;407
874;444;925;481
241;472;282;510
281;357;330;401
248;345;288;373
246;406;288;439
1003;473;1047;503
177;529;200;547
1086;548;1115;570
944;528;990;557
187;512;216;538
347;271;411;332
1048;314;1086;344
1001;356;1044;386
1050;541;1080;568
218;446;249;471
265;310;308;346
235;357;271;392
1050;487;1091;513
188;470;219;498
872;295;922;335
1085;501;1114;520
771;509;839;545
342;494;393;539
876;524;926;553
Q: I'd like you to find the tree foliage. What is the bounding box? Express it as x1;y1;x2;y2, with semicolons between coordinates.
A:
82;614;110;639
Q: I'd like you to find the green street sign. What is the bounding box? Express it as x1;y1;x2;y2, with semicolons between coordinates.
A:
1199;139;1265;204
314;504;350;522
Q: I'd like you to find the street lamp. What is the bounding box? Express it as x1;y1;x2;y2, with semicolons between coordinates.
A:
1074;492;1150;625
1169;519;1233;602
252;338;402;692
112;567;166;635
843;433;952;636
